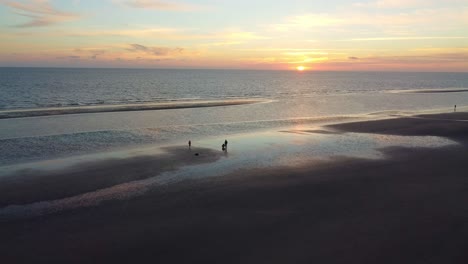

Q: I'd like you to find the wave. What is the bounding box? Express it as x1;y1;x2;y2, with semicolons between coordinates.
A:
0;99;268;119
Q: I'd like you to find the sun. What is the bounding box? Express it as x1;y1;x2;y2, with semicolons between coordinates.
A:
296;66;305;71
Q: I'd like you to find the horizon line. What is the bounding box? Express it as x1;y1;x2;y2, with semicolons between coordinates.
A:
1;66;467;73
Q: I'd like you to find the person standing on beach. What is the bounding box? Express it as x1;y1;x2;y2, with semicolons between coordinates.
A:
224;139;228;149
454;105;457;112
188;140;191;148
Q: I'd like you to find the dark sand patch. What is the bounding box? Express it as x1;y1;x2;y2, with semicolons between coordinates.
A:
328;112;468;144
0;146;222;207
390;88;468;94
414;112;468;121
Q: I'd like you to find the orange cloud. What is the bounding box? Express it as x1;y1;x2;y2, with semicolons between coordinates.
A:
1;0;80;27
74;48;107;60
126;43;184;57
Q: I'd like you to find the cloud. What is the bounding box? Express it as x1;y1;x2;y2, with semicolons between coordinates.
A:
56;55;80;60
203;30;269;46
124;0;199;11
62;27;196;40
342;36;468;41
59;27;266;45
235;48;356;52
269;6;468;33
127;43;184;56
355;0;467;9
349;57;359;60
0;0;80;27
270;13;343;31
283;51;330;56
342;52;468;66
354;0;427;9
74;48;106;59
307;50;468;71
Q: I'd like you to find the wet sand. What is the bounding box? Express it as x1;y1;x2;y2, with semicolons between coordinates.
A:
328;112;468;143
0;146;223;207
2;112;468;263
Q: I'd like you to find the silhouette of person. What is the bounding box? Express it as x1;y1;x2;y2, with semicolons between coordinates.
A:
188;140;191;148
454;105;457;112
224;139;228;149
222;144;225;151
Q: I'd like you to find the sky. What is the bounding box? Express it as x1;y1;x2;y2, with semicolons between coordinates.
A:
0;0;467;71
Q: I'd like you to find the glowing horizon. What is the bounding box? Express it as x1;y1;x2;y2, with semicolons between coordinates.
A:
1;0;468;71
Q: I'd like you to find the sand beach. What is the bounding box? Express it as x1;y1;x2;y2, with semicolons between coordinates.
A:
2;111;468;263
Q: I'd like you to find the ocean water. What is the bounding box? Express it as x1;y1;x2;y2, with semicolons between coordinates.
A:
2;68;468;109
1;68;468;166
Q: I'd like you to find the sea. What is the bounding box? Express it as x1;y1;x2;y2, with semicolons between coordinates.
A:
1;68;468;166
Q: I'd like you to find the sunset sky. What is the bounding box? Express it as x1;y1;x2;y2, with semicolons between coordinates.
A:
1;0;467;71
